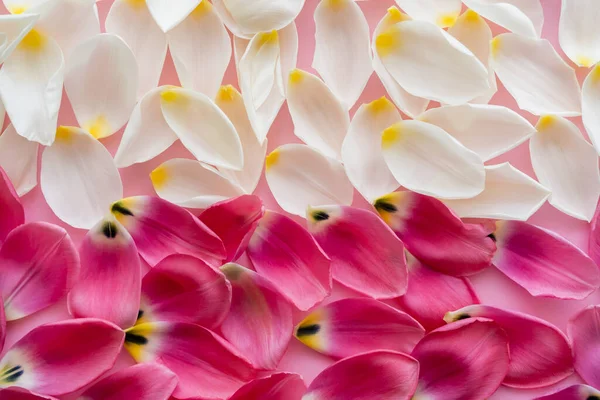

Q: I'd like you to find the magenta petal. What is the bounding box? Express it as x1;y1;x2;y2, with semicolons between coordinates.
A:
411;318;510;400
0;318;124;396
374;192;496;276
308;206;408;299
446;305;573;388
303;350;419;400
398;254;480;331
111;196;226;267
494;220;600;300
568;305;600;388
0;222;79;321
220;263;293;370
199;194;264;262
590;203;600;265
534;384;600;400
0;388;55;399
247;210;331;311
229;373;307;400
0;167;24;244
0;301;6;352
68;216;141;329
140;254;231;328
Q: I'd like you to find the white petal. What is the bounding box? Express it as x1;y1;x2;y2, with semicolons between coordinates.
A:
0;32;64;146
41;126;123;229
0;124;38;196
371;7;428;118
583;66;600;154
0;13;38;64
3;0;47;14
215;85;267;194
462;0;543;38
212;0;253;39
278;22;299;95
491;33;581;116
65;33;138;139
221;0;304;35
286;69;349;160
233;36;250;71
265;143;353;217
105;0;168;98
160;86;243;170
531;115;600;221
146;0;201;32
443;163;550;220
448;10;497;104
394;0;462;27
342;97;401;202
375;20;489;105
114;86;178;168
168;1;231;99
382;120;485;199
559;0;600;67
419;104;535;162
151;158;244;209
313;0;372;109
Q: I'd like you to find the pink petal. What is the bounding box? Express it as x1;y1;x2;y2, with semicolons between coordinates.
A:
78;363;178;400
398;254;480;331
568;305;600;388
140;254;231;328
0;318;124;396
445;305;574;388
198;194;264;262
111;196;226;267
0;222;79;321
590;203;600;265
304;350;420;400
374;191;496;276
0;302;5;353
68;216;141;329
535;384;600;400
229;373;307;400
0;388;55;399
493;220;600;300
246;210;331;311
295;298;424;359
307;205;408;299
220;263;293;370
411;318;510;400
124;321;256;399
0;167;24;243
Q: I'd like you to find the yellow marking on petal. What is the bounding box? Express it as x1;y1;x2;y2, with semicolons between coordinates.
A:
577;55;595;68
150;165;169;190
289;68;305;85
18;29;46;51
324;0;346;10
490;37;501;59
437;12;458;28
111;198;137;225
375;27;400;58
55;126;76;143
160;86;189;107
295;309;326;351
217;85;240;103
191;0;212;18
84;115;111;139
9;6;26;14
373;192;406;226
591;64;600;84
221;262;245;281
463;9;481;23
124;323;155;363
257;30;279;47
125;0;146;8
536;115;556;131
367;97;394;115
265;150;280;171
386;6;409;24
381;124;401;149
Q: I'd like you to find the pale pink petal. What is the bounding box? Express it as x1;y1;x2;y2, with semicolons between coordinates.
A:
535;384;600;400
462;0;544;38
145;0;200;32
229;373;306;400
0;166;24;243
394;0;462;27
0;124;39;197
219;0;304;35
567;305;600;388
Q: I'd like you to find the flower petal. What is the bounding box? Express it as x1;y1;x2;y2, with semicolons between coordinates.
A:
446;305;574;388
229;373;306;400
246;210;331;311
535;384;600;400
0;302;5;352
40;126;123;229
146;0;200;32
381;120;486;199
220;0;304;35
0;124;38;196
0;388;54;400
0;222;78;321
582;66;600;154
491;34;581;116
531;115;600;221
568;306;600;389
462;0;544;38
0;166;24;244
0;13;39;64
559;0;600;67
394;0;462;27
307;205;408;299
374;191;496;276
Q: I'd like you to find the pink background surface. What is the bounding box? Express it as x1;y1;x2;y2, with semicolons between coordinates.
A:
2;0;595;398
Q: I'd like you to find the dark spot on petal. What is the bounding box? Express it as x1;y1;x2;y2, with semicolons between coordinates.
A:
587;397;600;400
311;211;329;221
125;332;148;345
1;365;24;383
102;222;118;238
111;202;134;217
456;314;471;321
374;199;397;213
296;324;320;337
137;310;144;321
487;233;497;242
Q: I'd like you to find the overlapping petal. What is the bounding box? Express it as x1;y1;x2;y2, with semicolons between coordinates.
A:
462;0;543;38
0;388;54;400
215;0;304;37
0;124;38;196
0;166;24;243
535;384;600;400
559;0;600;67
568;305;600;388
582;66;600;154
394;0;462;27
0;13;39;64
230;373;306;400
146;0;200;32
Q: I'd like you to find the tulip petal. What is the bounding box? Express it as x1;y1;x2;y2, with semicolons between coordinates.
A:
374;191;496;276
491;34;581;116
230;373;306;400
0;388;54;400
140;254;231;327
0;222;78;321
568;306;600;389
582;66;600;155
220;0;304;35
0;13;39;64
411;318;510;400
124;321;256;399
446;305;574;388
394;0;462;27
462;0;543;38
199;195;264;262
265;144;353;218
303;350;419;400
381;120;486;199
559;0;600;67
531;115;600;221
0;166;24;244
111;196;226;267
40;126;123;229
146;0;200;32
0;319;124;396
535;384;600;400
246;210;332;311
308;205;408;299
0;302;5;352
0;124;38;197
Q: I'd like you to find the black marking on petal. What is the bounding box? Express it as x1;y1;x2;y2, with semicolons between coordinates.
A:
125;332;148;345
137;310;144;321
374;199;397;213
102;222;118;238
587;396;600;400
311;211;329;221
296;324;320;337
1;365;24;383
111;202;134;217
487;233;497;242
456;313;471;321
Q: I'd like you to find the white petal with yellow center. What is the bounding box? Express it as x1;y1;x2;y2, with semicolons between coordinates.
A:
462;0;543;38
0;13;39;64
559;0;600;68
394;0;462;28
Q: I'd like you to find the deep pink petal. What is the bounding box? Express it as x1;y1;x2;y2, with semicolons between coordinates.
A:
111;196;226;267
446;305;573;388
0;302;6;353
229;373;307;400
398;254;480;331
220;263;293;370
307;205;408;299
534;384;600;400
246;210;331;311
304;350;419;400
0;222;79;321
140;254;231;328
68;216;141;329
0;388;55;399
0;318;124;396
411;318;510;400
568;305;600;388
591;202;600;265
374;191;496;276
494;220;600;300
0;167;24;244
198;194;264;262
